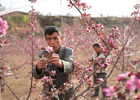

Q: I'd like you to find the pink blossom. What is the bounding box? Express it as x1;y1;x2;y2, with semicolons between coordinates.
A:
117;72;131;81
103;86;117;97
27;60;30;64
29;16;32;19
50;70;56;75
28;22;33;26
71;39;74;42
84;75;88;79
82;45;85;48
117;76;123;82
126;75;140;91
15;75;19;79
136;95;140;99
89;83;91;86
106;59;110;62
134;4;140;9
106;59;110;65
108;39;114;44
97;24;104;31
45;46;53;53
29;35;33;40
85;68;93;71
0;17;9;36
96;57;100;60
101;64;105;68
135;73;139;77
89;78;92;83
88;68;93;71
80;2;86;6
28;30;31;33
104;49;109;53
63;34;66;37
98;24;103;27
86;29;90;33
73;62;79;66
131;12;134;16
98;78;104;82
112;26;120;34
34;20;37;23
126;72;131;77
130;18;134;22
131;11;137;16
43;76;49;82
131;33;134;36
33;27;37;32
85;68;88;71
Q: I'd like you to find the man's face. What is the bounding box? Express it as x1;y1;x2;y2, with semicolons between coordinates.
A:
45;32;62;53
93;46;101;53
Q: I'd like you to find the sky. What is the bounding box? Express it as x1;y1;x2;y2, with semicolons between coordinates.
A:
0;0;140;17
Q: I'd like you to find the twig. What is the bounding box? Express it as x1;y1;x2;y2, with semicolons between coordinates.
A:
26;6;35;100
81;95;90;100
3;78;20;100
74;65;96;91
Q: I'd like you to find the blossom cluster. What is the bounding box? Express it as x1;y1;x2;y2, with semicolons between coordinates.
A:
45;46;53;54
103;72;140;99
0;17;9;37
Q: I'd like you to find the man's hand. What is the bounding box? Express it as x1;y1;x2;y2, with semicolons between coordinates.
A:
88;58;93;62
37;58;47;71
88;58;98;64
88;58;94;64
47;53;63;69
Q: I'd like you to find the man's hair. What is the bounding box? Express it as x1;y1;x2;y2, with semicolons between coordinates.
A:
93;43;101;48
44;26;61;38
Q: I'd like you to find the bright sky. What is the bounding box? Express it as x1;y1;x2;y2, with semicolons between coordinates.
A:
0;0;140;17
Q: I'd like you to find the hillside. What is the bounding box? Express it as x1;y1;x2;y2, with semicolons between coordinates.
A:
1;11;139;36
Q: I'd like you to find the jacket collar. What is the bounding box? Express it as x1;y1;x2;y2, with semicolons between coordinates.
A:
58;45;65;59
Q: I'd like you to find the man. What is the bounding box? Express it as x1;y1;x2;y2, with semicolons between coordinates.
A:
89;43;110;99
33;26;74;100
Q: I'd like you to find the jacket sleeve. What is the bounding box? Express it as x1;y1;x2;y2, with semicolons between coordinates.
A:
33;51;45;79
33;65;44;79
61;48;74;74
89;53;97;63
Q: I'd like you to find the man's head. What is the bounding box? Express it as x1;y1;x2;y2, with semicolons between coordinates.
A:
93;43;102;53
44;26;62;53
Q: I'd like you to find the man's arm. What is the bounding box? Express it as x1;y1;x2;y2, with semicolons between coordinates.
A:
47;47;74;74
88;54;97;64
61;48;74;74
47;53;63;69
33;65;45;79
33;51;46;79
